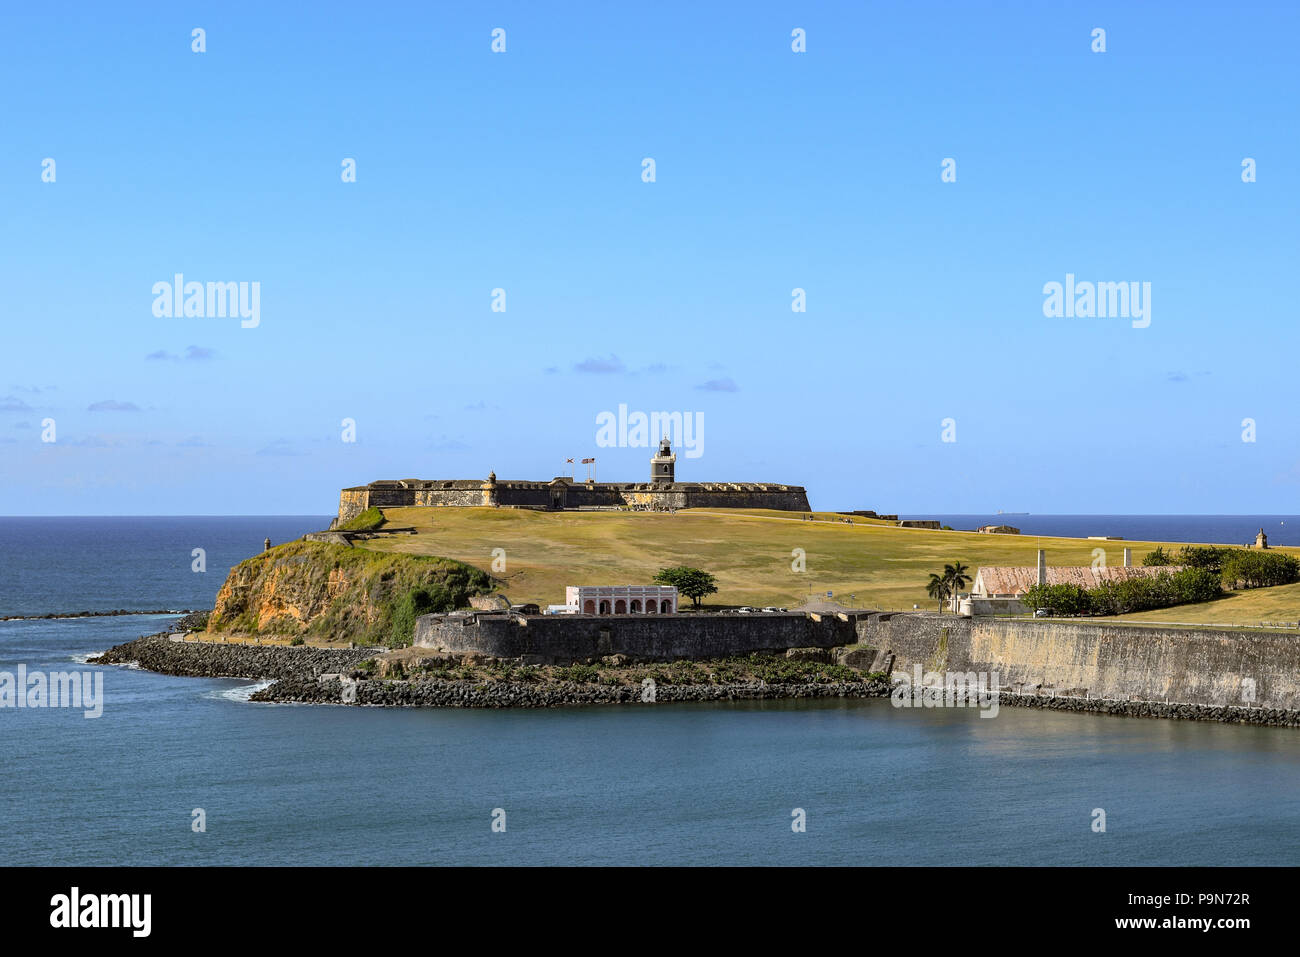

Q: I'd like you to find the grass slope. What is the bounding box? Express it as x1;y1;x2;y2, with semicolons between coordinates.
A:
357;507;1300;619
1114;581;1300;627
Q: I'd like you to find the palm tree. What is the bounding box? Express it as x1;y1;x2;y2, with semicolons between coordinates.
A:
944;561;972;613
926;573;949;612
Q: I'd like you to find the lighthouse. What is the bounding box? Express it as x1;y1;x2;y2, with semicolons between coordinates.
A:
650;437;676;486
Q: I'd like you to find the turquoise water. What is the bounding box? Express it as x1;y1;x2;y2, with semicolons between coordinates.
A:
2;517;1299;865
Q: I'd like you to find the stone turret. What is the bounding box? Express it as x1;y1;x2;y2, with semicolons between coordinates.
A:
482;470;499;507
650;437;676;486
1256;528;1268;549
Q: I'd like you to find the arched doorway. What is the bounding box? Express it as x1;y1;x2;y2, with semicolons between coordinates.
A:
630;599;642;613
645;601;656;614
660;599;673;614
599;600;611;615
615;599;627;614
583;599;596;615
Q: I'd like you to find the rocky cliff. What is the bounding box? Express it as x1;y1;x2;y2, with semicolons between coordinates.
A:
207;540;493;646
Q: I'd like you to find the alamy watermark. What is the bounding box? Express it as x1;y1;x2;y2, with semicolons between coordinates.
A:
1042;273;1150;328
1;665;103;718
595;404;703;458
152;274;260;328
890;665;1000;718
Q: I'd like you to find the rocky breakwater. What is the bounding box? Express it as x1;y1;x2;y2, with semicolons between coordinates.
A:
90;633;374;681
92;634;894;710
253;675;893;708
992;689;1300;728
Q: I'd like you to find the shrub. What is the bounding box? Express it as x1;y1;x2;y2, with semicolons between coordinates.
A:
554;664;600;683
1020;583;1091;616
1221;551;1300;589
389;584;453;647
1025;568;1223;617
1175;546;1235;574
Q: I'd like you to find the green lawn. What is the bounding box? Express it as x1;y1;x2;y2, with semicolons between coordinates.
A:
356;506;1299;617
1114;581;1300;628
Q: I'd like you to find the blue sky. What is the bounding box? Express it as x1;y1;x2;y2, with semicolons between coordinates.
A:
2;1;1297;515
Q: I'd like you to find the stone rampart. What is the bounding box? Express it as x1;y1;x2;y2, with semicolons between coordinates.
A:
337;479;810;523
857;613;1300;711
414;611;857;664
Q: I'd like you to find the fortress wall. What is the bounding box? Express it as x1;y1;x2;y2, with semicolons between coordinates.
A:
412;488;490;507
551;485;624;507
857;613;1300;710
337;489;370;524
336;483;810;521
623;490;689;508
681;489;811;511
414;612;858;664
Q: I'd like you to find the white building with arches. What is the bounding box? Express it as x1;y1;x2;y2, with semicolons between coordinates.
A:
564;585;678;616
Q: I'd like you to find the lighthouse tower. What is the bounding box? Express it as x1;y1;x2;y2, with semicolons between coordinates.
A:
650;437;676;486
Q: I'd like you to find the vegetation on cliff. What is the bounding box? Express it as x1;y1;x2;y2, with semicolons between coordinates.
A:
207;540;493;646
336;506;386;531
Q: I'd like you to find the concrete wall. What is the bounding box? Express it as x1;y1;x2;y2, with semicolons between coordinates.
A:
414;611;857;664
857;613;1300;710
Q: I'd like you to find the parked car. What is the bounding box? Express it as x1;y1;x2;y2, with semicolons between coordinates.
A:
1034;608;1053;618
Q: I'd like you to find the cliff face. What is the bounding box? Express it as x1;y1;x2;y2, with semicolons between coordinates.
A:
208;541;493;646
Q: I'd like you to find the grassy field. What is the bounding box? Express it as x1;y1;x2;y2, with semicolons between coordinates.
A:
356;507;1300;622
1114;581;1300;628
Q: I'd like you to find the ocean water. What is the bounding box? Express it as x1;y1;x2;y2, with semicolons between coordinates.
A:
0;516;331;618
2;516;1299;866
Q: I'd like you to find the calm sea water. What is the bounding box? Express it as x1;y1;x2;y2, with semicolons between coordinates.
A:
2;516;1299;866
0;516;331;618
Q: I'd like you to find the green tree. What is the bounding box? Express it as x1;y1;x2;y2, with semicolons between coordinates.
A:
926;573;949;612
944;561;971;613
653;566;719;609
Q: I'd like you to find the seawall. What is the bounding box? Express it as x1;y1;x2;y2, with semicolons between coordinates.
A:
858;613;1300;712
414;611;858;663
91;634;374;680
256;676;890;708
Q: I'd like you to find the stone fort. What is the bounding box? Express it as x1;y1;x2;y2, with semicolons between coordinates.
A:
335;437;811;524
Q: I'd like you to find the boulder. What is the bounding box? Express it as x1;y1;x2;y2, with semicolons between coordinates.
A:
836;645;879;671
785;647;832;663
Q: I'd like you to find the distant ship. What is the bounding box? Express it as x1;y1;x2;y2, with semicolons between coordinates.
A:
996;510;1030;516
